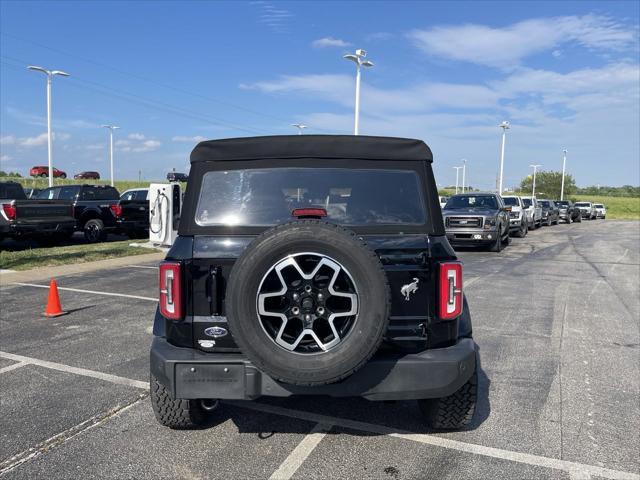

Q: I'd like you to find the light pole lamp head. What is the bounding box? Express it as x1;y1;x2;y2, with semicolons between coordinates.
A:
343;54;359;64
499;121;510;130
101;125;120;131
27;65;49;75
361;60;374;68
51;70;70;77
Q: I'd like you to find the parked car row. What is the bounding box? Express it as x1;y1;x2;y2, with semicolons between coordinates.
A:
0;181;150;246
441;192;605;253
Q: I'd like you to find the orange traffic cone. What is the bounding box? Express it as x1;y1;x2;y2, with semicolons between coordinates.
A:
43;279;67;317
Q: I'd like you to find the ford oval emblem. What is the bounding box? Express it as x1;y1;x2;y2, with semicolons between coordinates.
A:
204;326;228;338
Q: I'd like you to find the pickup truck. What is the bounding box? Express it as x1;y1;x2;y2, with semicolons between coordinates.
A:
37;184;120;242
575;201;596;220
554;200;581;223
594;203;606;219
501;195;528;237
521;196;542;229
538;199;559;226
0;181;76;244
442;192;511;251
111;188;150;238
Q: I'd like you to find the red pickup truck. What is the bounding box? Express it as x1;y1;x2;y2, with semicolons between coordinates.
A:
30;165;67;178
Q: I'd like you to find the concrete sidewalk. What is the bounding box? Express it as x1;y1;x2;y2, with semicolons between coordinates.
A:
0;252;165;285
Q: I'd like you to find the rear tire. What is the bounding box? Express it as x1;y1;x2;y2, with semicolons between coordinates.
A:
150;374;208;429
516;220;527;238
419;365;478;430
83;219;107;243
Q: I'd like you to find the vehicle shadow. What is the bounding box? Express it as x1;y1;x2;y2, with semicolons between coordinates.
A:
200;344;491;436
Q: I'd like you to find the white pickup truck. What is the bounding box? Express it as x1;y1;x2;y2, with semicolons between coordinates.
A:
502;195;529;237
520;196;542;229
575;201;597;220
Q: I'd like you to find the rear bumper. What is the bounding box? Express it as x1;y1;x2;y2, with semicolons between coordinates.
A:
3;220;76;236
116;219;148;232
150;336;477;401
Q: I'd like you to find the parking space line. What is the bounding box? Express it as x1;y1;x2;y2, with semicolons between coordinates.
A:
1;350;636;480
268;423;330;480
0;351;148;390
129;265;159;270
14;283;157;302
231;401;639;480
0;361;28;374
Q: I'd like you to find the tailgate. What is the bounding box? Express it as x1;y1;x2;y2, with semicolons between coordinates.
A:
14;201;74;221
120;200;149;222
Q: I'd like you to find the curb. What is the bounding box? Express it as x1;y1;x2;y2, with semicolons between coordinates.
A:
0;252;165;285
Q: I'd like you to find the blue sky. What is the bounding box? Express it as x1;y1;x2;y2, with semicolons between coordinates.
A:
1;1;638;189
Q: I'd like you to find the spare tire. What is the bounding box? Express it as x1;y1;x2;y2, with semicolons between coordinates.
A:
226;220;390;386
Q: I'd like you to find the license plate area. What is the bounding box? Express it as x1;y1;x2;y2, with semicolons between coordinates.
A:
175;363;245;399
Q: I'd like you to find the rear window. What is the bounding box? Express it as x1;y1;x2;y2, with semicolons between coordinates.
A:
195;168;426;227
502;197;519;206
81;186;119;201
538;200;550;207
0;183;27;199
521;198;532;207
556;201;569;207
575;202;590;207
594;204;604;208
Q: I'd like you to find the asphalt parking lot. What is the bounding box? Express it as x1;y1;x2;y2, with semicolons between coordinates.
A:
1;220;638;480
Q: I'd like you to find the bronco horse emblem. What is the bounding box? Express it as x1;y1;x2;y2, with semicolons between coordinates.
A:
401;277;419;301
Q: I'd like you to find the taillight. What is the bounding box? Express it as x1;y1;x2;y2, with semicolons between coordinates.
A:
438;262;463;320
159;262;183;320
110;204;122;218
2;203;16;220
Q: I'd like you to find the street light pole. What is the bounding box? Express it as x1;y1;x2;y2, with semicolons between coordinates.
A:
102;125;120;187
291;123;307;135
461;159;467;193
530;164;541;197
453;166;462;194
343;49;374;136
498;121;510;194
27;66;70;188
560;149;567;200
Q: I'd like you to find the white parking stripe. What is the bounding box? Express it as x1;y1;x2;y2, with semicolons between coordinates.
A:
269;423;330;480
129;265;159;270
0;352;148;390
14;283;156;302
2;350;636;480
231;401;639;480
0;362;28;374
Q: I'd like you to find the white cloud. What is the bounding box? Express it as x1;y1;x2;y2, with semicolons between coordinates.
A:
1;154;11;162
242;74;500;112
17;134;46;147
172;135;207;143
408;15;637;67
245;60;639;188
253;2;294;32
116;135;161;153
312;37;351;49
0;132;70;147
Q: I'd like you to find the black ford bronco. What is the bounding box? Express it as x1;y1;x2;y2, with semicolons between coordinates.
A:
150;135;478;430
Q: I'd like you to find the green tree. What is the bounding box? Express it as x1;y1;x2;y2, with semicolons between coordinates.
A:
519;170;576;199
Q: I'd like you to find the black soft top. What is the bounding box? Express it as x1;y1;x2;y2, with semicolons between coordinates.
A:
190;135;433;163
